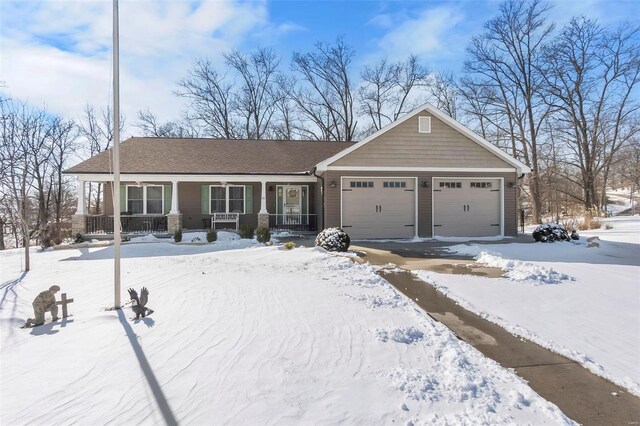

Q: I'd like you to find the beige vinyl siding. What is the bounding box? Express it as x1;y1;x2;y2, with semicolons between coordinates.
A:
324;171;519;237
330;111;513;168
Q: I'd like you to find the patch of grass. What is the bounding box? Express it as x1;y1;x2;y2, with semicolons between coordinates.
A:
284;241;296;250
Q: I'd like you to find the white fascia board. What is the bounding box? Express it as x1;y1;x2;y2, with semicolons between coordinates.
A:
326;166;516;173
72;173;318;183
315;102;531;174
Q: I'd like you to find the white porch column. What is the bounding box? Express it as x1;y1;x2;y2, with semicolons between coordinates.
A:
76;179;86;215
72;178;87;236
170;180;180;214
259;179;268;214
257;179;269;229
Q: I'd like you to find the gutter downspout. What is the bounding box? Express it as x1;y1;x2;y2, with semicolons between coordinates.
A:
311;167;324;231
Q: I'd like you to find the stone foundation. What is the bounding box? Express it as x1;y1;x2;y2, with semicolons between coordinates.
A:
167;214;183;234
71;214;86;236
257;213;269;228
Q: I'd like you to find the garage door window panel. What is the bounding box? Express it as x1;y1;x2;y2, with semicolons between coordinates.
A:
350;181;374;188
439;181;462;188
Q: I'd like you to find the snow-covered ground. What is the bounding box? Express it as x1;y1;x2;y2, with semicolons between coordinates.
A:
607;188;638;215
0;239;573;424
414;216;640;396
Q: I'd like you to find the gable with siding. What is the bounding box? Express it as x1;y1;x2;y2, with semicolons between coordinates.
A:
330;111;513;169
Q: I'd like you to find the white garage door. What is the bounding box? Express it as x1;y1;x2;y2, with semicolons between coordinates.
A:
342;178;416;239
433;178;501;237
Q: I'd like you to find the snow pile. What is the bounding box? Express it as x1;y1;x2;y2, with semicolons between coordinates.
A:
375;326;425;344
314;227;351;252
476;252;572;284
0;242;573;424
129;234;162;243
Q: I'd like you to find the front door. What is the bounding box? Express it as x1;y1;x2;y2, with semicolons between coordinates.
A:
277;185;308;225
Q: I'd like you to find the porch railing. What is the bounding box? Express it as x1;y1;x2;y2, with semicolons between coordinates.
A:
86;215;167;234
269;214;317;232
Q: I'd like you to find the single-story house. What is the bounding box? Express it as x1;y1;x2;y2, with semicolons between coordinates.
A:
65;103;530;239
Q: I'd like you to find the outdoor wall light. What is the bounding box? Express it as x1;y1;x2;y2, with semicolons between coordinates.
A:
422;181;430;188
330;180;337;188
509;181;516;188
268;185;274;191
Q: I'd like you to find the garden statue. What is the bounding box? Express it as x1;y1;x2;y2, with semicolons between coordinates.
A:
128;287;154;320
23;285;60;327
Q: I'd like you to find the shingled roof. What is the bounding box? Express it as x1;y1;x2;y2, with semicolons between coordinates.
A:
65;137;355;175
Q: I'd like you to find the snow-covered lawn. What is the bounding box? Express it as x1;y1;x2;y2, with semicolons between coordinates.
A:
0;239;572;424
414;216;640;396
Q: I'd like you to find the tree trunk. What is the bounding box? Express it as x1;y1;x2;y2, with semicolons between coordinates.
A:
0;218;5;250
23;229;30;272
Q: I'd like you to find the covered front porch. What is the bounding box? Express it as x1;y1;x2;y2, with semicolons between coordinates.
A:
71;174;322;236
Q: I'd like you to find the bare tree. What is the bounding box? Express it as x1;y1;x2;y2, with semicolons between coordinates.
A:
428;71;458;119
271;74;301;140
464;0;555;223
292;38;358;141
542;18;640;211
77;105;124;214
49;117;77;224
0;100;45;270
224;48;281;139
136;109;201;137
176;60;238;138
358;55;429;133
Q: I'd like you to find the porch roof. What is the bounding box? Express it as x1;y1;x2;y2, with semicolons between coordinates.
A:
65;137;354;175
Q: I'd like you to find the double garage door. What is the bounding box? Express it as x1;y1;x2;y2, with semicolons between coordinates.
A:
341;177;502;239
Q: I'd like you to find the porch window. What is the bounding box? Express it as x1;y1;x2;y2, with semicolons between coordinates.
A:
127;186;143;214
210;186;226;213
146;186;163;214
209;185;245;214
229;186;245;213
126;185;164;214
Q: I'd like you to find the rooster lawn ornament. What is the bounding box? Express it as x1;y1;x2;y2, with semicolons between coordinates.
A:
127;287;154;320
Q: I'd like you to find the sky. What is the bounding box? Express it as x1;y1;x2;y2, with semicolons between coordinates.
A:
1;0;638;135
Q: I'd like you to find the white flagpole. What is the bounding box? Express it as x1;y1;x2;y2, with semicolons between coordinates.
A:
112;0;122;308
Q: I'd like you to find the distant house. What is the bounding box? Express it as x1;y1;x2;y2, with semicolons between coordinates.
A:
65;104;529;239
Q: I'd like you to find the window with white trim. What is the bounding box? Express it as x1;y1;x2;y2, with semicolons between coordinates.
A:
127;186;143;214
146;186;163;214
126;185;164;214
229;186;245;213
418;116;431;133
210;185;245;214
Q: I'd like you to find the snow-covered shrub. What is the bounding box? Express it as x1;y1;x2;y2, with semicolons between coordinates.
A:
239;224;255;239
206;229;217;243
532;223;578;242
173;229;182;243
315;227;351;252
255;225;270;243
